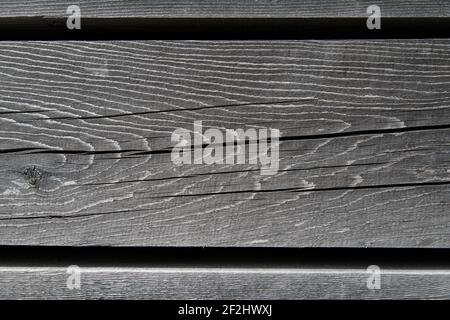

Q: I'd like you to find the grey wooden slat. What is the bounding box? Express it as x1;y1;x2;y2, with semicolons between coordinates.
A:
0;0;448;18
0;40;449;247
0;266;449;299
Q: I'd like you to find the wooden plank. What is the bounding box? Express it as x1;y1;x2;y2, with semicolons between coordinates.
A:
1;247;447;299
0;0;448;18
0;266;448;299
0;40;449;247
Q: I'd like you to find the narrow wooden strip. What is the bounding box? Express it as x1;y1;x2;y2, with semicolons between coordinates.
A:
0;0;448;18
0;266;448;299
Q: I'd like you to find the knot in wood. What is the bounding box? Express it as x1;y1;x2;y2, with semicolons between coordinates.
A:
23;166;43;188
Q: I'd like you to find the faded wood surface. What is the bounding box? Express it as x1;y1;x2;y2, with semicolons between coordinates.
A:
0;40;449;247
0;266;449;299
0;0;448;18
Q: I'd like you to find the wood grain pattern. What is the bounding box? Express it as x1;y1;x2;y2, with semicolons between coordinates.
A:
0;0;448;18
0;40;449;247
0;266;449;299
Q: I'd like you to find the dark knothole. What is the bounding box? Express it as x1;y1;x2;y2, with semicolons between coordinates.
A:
22;166;43;188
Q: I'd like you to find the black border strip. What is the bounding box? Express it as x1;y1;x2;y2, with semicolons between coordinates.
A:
0;246;449;268
0;17;450;40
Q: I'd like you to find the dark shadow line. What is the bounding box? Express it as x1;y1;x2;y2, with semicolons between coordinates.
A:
0;246;448;268
1;17;450;40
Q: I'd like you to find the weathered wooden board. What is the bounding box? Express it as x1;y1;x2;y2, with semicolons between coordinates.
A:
0;266;448;299
0;40;449;247
0;0;448;18
1;247;447;299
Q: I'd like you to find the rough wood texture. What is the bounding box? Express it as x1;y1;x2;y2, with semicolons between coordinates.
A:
0;0;448;18
0;266;448;299
0;40;449;247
